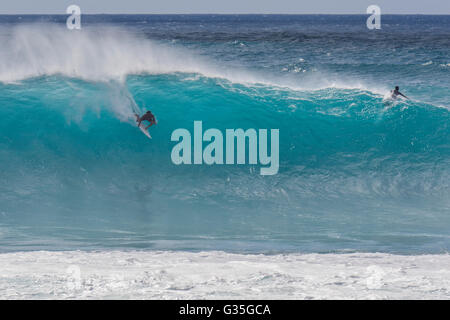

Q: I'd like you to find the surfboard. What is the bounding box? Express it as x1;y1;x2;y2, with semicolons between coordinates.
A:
383;91;407;108
135;114;152;139
139;124;152;139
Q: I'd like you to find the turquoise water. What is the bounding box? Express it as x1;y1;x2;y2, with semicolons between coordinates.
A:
0;15;449;253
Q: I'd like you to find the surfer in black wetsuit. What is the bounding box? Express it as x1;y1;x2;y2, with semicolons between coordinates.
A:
136;111;156;130
391;86;409;99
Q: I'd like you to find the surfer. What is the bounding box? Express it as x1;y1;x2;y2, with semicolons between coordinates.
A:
136;111;156;130
391;86;409;99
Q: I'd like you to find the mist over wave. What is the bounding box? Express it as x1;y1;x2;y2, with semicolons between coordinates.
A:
0;24;211;82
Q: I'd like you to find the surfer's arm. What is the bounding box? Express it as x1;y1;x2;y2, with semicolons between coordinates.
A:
399;92;409;99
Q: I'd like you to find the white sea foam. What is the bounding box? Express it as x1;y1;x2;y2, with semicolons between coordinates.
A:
0;250;449;299
0;24;387;95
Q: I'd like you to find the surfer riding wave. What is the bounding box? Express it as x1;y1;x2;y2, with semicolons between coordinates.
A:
135;110;157;130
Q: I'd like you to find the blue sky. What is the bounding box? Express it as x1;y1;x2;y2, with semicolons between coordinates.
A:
1;0;449;14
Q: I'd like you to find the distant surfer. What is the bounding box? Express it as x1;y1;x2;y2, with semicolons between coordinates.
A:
136;110;156;130
391;86;409;100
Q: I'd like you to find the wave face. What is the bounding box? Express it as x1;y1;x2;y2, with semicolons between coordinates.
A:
0;15;449;254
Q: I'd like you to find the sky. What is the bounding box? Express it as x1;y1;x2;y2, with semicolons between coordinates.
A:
1;0;449;14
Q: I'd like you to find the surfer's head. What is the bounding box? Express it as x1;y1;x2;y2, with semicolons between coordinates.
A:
395;86;399;90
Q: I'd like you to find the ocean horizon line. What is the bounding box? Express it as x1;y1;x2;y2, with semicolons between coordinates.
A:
1;13;449;16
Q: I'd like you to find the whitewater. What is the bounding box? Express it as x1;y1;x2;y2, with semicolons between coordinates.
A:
0;14;449;299
1;251;449;299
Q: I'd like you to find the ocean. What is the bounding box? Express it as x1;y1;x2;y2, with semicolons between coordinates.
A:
0;14;449;299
